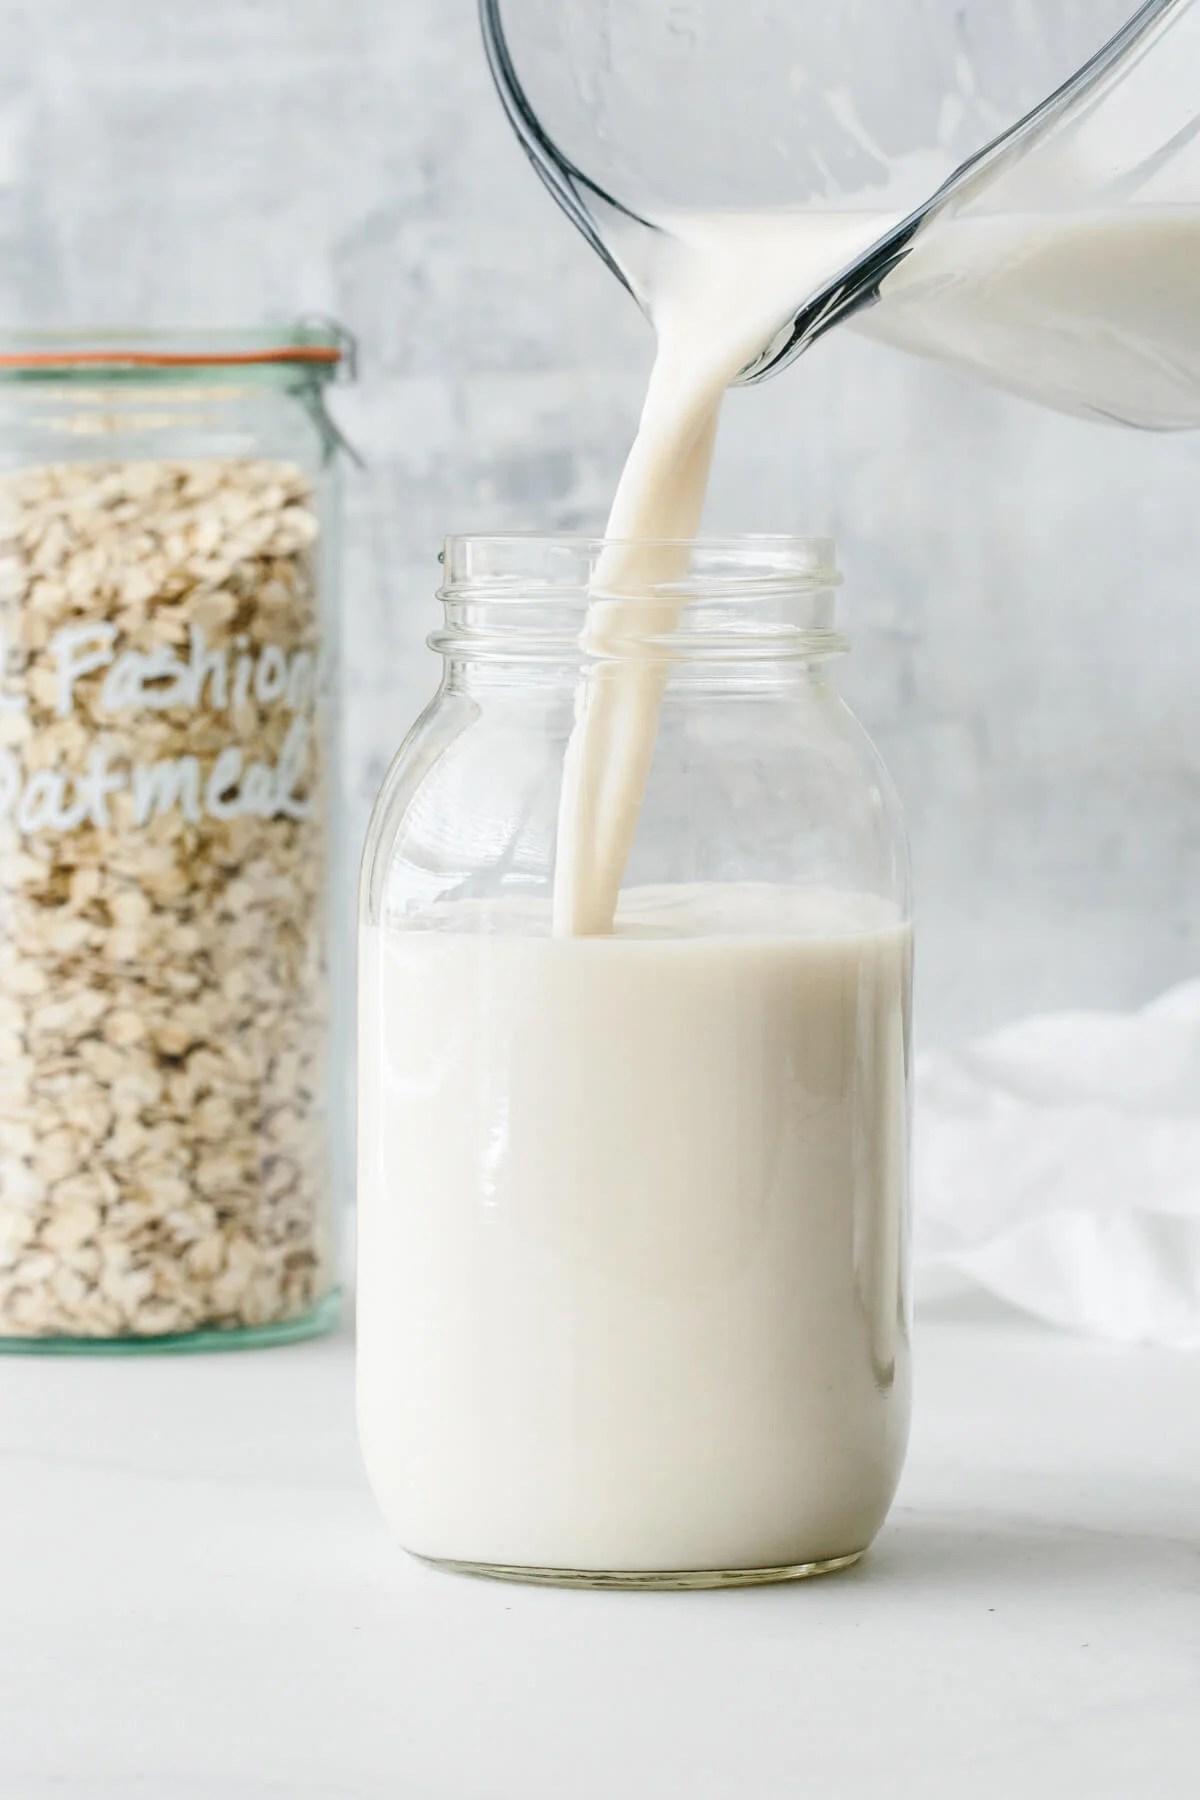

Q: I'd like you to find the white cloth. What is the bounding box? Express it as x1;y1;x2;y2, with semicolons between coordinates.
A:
914;982;1200;1346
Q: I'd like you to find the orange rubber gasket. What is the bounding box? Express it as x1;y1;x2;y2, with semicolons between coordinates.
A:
0;347;342;369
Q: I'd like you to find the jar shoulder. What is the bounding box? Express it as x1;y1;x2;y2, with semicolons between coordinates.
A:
362;676;910;923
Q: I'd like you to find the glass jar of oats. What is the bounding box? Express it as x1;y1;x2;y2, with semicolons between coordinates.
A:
0;326;351;1350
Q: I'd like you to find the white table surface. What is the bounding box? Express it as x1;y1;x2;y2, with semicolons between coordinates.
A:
3;1295;1198;1800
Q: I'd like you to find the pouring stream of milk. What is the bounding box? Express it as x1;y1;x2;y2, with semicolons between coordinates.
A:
554;203;1200;936
552;211;891;936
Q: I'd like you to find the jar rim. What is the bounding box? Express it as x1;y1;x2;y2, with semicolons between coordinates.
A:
435;535;845;665
440;533;840;597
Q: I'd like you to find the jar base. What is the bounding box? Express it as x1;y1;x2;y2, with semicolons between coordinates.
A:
415;1546;864;1591
0;1287;342;1356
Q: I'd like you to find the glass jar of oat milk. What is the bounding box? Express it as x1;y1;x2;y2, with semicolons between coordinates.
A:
358;534;911;1587
0;327;351;1350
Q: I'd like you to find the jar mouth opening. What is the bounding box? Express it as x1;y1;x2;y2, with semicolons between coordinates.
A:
440;533;840;601
435;535;844;665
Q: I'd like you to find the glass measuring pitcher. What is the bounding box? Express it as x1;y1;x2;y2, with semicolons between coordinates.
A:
482;0;1200;429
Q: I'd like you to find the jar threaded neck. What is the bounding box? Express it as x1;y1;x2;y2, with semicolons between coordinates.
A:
434;534;846;664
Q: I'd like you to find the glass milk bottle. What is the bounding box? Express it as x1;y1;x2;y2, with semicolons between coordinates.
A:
358;535;912;1588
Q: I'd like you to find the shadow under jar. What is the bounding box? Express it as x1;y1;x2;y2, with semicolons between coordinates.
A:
358;535;912;1587
0;327;351;1351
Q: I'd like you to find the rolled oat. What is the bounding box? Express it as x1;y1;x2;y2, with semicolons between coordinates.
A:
0;458;334;1339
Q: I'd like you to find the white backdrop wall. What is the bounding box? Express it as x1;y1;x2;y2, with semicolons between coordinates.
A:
0;0;1195;1045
